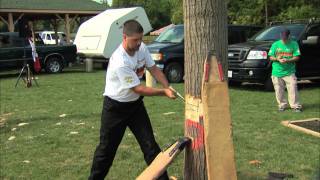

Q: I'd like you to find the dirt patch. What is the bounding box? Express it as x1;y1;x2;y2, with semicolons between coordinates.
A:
282;118;320;137
0;112;13;127
291;119;320;133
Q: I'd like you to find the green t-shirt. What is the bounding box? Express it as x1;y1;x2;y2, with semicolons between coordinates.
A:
268;40;301;77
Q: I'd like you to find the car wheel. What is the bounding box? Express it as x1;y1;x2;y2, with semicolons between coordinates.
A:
164;62;183;83
45;57;63;73
264;77;274;91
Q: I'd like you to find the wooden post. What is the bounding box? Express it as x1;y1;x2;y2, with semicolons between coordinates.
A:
65;13;71;43
28;21;35;42
184;0;237;179
146;71;156;87
52;19;59;45
85;58;93;72
8;13;14;32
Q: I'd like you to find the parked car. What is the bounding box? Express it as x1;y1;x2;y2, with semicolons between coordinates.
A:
38;31;73;45
0;32;77;73
227;19;320;90
38;31;64;45
147;24;262;83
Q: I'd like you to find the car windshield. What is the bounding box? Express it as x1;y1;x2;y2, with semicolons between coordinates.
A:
155;26;184;43
250;24;305;41
51;33;64;40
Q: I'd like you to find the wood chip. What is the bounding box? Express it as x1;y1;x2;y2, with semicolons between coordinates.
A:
23;160;30;163
170;176;178;180
163;112;176;115
249;160;262;166
11;128;17;131
59;114;67;118
55;122;62;126
8;136;16;141
70;131;79;135
18;123;29;127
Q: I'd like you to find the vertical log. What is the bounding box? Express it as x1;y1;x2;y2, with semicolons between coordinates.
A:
146;71;156;87
65;13;71;43
184;0;236;179
52;19;59;45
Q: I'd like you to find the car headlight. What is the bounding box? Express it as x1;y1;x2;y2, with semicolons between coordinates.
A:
247;50;267;60
151;53;163;61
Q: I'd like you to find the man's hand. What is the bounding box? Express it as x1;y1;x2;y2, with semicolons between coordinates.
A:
164;88;176;99
278;58;287;64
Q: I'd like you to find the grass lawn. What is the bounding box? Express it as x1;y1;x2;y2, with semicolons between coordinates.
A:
0;67;319;180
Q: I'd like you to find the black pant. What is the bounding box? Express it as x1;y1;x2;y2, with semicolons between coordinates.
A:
88;96;169;180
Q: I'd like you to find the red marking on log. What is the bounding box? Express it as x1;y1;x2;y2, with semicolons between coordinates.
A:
217;62;224;81
186;119;204;150
204;63;210;82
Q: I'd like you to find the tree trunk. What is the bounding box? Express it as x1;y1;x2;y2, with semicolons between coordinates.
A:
184;0;228;97
265;0;268;26
183;0;235;179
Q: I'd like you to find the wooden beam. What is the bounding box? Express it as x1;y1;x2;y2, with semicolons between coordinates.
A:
8;13;14;32
70;14;79;25
65;13;71;43
0;15;9;26
14;13;25;25
0;9;103;15
55;14;63;21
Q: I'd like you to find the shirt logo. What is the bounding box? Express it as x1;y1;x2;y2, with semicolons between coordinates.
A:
124;76;134;84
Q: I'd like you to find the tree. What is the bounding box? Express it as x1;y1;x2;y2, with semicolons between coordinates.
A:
277;5;320;20
184;0;237;179
228;0;320;25
170;0;183;24
112;0;172;29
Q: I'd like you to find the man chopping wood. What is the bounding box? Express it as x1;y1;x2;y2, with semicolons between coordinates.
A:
88;20;176;180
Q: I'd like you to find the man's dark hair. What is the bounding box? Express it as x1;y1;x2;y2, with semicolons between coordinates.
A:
123;20;144;36
281;28;290;38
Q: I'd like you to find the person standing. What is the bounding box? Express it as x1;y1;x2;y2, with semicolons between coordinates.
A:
268;28;302;112
88;20;176;180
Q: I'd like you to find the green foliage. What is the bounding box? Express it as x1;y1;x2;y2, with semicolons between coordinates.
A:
277;5;320;20
112;0;173;29
170;0;183;24
228;0;320;25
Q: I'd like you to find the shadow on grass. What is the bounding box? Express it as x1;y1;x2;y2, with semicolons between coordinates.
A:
229;81;320;92
0;63;107;79
229;83;266;92
237;171;266;180
301;103;320;112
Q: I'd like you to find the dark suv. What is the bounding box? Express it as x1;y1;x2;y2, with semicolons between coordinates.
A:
228;19;320;90
147;24;262;83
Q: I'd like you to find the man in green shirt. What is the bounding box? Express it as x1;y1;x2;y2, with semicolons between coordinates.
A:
268;29;302;112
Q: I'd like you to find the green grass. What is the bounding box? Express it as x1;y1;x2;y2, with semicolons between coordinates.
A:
0;67;319;180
